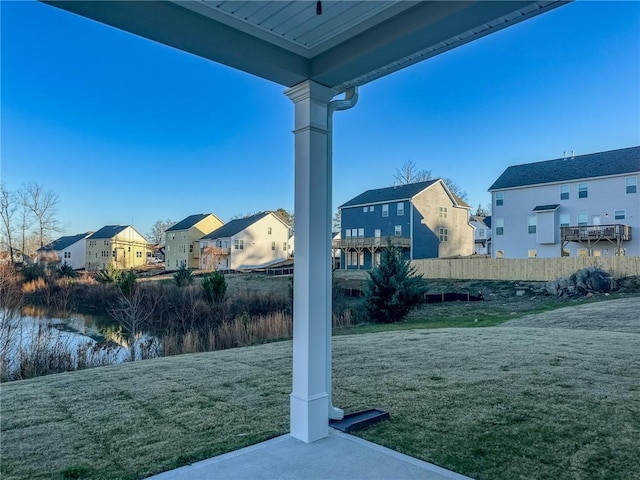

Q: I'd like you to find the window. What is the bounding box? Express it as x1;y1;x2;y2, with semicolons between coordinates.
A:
578;248;588;257
394;225;402;236
348;251;358;266
268;227;272;235
560;185;569;200
136;251;142;258
188;244;193;253
382;204;389;217
397;203;404;216
478;229;485;238
112;250;116;257
528;250;537;258
104;240;109;246
363;207;368;213
345;229;351;238
271;241;276;251
495;192;504;206
359;252;364;266
234;239;244;250
495;218;504;235
528;216;537;234
578;212;588;227
614;210;625;220
578;183;588;198
170;233;175;240
283;242;287;251
181;232;186;239
358;228;364;238
560;214;570;227
439;207;447;218
370;205;375;212
626;177;637;194
439;228;448;242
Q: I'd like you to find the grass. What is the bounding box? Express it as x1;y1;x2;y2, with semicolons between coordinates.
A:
2;297;639;479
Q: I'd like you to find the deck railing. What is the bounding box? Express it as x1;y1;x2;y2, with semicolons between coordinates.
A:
561;224;631;242
333;237;411;249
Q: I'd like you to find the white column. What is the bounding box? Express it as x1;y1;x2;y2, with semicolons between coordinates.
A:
286;80;337;443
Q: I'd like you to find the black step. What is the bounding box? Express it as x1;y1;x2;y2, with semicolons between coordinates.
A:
329;409;390;433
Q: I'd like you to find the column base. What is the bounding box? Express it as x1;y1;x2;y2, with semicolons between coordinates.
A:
290;392;329;443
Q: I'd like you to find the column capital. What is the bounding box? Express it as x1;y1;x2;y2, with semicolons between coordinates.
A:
285;80;337;104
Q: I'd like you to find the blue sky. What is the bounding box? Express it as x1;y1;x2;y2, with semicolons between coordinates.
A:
2;0;639;239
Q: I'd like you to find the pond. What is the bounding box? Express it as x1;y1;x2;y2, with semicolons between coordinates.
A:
0;306;130;381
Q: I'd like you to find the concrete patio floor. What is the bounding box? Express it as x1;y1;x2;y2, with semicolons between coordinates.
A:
148;429;472;480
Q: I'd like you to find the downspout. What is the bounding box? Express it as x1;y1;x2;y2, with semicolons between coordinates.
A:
326;86;359;420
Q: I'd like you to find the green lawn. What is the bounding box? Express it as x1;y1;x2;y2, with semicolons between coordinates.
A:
2;298;639;480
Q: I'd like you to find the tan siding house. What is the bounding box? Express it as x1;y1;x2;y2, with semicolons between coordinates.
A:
164;213;224;270
85;225;148;271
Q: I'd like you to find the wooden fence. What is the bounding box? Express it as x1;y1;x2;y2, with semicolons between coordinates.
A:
411;256;640;281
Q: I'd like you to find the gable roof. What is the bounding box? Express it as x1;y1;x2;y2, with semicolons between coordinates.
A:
166;213;221;232
202;212;270;240
86;225;128;240
489;146;640;191
37;232;91;252
340;179;439;208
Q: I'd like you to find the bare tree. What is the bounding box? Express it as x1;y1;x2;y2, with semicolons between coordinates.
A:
108;287;156;361
442;177;469;202
474;203;491;217
0;185;17;262
147;219;175;245
274;208;293;226
393;160;469;202
332;210;341;231
393;159;433;185
20;182;59;248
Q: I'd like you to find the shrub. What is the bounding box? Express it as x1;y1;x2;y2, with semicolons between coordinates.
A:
202;272;227;303
95;263;122;284
118;270;137;297
174;265;193;287
57;263;76;278
364;241;427;323
21;264;45;282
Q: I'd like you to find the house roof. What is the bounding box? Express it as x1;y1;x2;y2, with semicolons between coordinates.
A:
489;146;640;191
202;212;270;240
484;216;492;229
86;225;128;240
533;204;560;212
340;179;439;208
37;232;91;252
166;213;220;232
470;215;489;227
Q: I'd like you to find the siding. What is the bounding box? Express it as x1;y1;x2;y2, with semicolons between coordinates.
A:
492;174;639;258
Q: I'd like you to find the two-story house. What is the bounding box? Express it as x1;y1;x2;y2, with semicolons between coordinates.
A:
199;211;289;271
469;215;491;255
164;213;224;270
488;146;639;258
36;232;92;270
337;179;474;269
85;225;148;271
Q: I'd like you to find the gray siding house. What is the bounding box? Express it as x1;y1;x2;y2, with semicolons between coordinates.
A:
488;146;639;258
337;179;474;269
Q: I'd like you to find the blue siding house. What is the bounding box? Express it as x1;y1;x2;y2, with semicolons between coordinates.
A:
337;179;474;269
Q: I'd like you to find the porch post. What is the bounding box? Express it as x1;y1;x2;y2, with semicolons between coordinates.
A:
286;80;337;443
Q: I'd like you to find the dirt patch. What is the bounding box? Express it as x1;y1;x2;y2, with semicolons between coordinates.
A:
501;297;640;334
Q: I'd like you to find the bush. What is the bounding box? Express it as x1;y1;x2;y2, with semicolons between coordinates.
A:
57;263;76;278
174;265;193;287
95;263;122;284
202;272;227;303
21;264;45;282
118;270;137;297
364;242;427;323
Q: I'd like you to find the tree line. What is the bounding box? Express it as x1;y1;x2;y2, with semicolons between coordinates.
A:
0;182;59;262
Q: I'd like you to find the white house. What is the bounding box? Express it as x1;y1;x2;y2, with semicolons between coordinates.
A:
36;232;92;270
199;211;290;271
489;146;639;258
469;215;491;255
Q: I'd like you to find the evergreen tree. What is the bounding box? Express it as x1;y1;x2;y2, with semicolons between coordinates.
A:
364;241;427;323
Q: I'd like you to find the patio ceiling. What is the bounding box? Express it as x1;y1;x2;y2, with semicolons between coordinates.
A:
45;1;567;93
